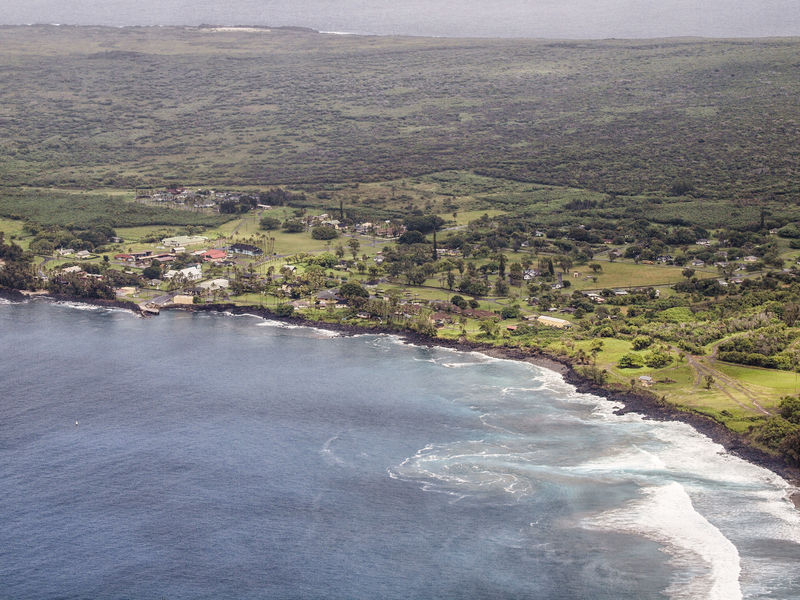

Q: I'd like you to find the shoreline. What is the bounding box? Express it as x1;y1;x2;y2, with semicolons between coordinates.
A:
4;288;799;499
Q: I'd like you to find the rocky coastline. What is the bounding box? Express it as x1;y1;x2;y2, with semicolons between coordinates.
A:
4;288;798;497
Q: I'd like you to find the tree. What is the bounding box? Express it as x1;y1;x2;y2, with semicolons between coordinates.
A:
618;353;644;368
703;375;715;389
340;281;369;299
283;220;305;233
783;303;800;327
274;303;294;317
644;349;671;368
347;238;360;260
451;294;468;309
779;396;800;424
404;266;428;286
589;263;603;273
682;268;695;280
398;230;427;245
260;216;281;230
478;318;500;338
494;279;509;296
311;225;338;240
497;253;507;279
403;215;444;234
142;264;162;280
557;255;573;273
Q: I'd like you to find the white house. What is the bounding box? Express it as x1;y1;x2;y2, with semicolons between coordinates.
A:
164;265;203;281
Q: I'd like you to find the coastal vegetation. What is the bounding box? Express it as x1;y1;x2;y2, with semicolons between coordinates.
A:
1;26;800;472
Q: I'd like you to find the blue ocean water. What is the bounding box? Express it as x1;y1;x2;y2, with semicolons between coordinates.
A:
1;299;800;599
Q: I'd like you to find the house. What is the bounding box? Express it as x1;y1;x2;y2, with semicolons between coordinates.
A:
638;375;654;387
164;265;203;281
114;253;135;262
523;269;540;281
229;243;263;256
56;248;75;256
696;239;711;247
75;250;92;259
317;289;343;303
537;315;572;328
201;249;228;262
430;312;454;326
61;265;83;274
691;259;705;267
742;255;759;263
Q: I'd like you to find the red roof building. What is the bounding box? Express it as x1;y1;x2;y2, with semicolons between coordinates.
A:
202;249;228;262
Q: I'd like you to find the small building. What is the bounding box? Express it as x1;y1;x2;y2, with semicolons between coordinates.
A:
537;315;572;328
317;289;343;303
201;249;228;262
114;254;135;262
171;295;195;305
164;265;203;281
638;375;654;387
523;269;539;281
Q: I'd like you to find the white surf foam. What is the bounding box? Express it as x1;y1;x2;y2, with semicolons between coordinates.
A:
320;434;347;467
585;482;742;600
50;300;125;313
571;445;667;475
254;318;339;337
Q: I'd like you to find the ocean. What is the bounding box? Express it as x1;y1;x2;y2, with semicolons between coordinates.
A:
2;0;800;38
1;299;799;599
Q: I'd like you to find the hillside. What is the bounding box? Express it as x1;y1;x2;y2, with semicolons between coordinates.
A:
0;26;798;199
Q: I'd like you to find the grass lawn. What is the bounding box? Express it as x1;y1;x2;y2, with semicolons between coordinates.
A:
568;260;703;291
0;217;33;249
715;363;799;407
